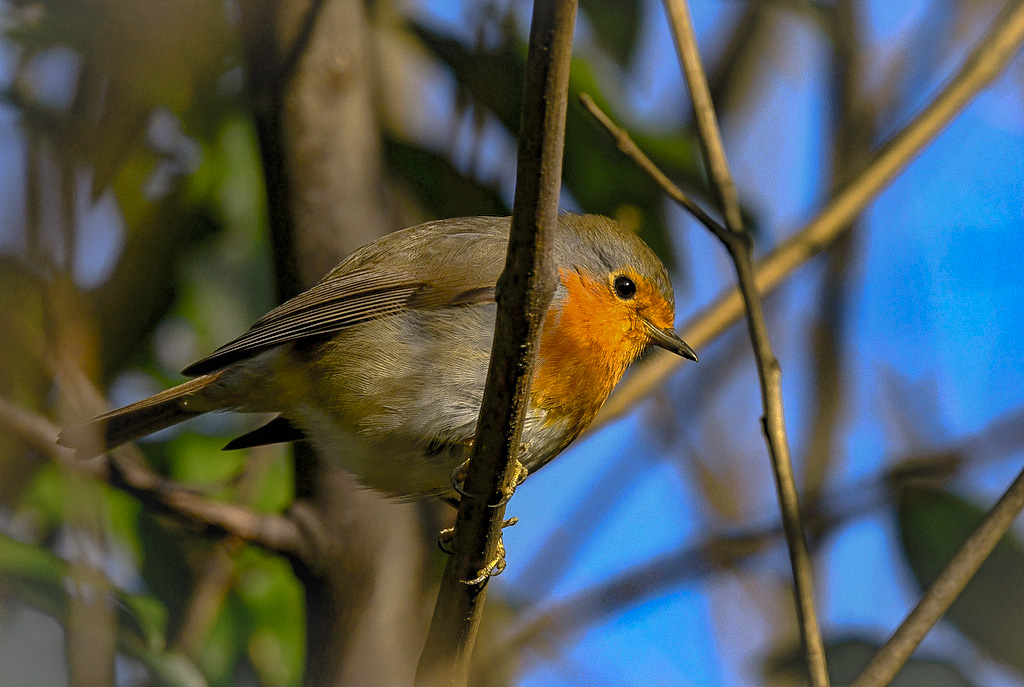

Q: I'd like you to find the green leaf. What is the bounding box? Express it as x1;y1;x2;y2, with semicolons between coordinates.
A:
0;534;69;618
167;433;247;486
116;591;170;651
765;635;976;687
246;449;295;514
583;0;642;66
409;23;523;134
235;550;305;687
897;485;1024;673
384;137;510;219
138;509;195;627
195;593;247;687
124;646;209;687
18;462;66;531
409;20;715;268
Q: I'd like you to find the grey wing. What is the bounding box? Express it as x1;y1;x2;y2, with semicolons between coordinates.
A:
181;218;509;377
182;268;424;375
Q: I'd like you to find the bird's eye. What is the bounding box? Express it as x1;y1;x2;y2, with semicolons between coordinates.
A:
613;275;637;300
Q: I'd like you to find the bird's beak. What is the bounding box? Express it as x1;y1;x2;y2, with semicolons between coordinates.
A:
644;320;698;362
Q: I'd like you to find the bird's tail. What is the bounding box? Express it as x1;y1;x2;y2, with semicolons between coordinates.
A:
58;372;226;458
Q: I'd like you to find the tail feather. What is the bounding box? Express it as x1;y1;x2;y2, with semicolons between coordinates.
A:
58;372;226;458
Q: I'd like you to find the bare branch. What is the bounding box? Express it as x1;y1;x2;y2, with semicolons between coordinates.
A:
415;2;577;685
662;0;742;234
850;464;1024;687
578;1;1024;679
0;394;315;564
661;0;828;681
580;94;721;233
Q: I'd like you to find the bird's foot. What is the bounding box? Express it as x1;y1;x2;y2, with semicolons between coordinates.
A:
461;517;518;586
493;460;528;507
448;456;529;507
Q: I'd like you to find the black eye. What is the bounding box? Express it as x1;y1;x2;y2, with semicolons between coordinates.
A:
613;275;637;300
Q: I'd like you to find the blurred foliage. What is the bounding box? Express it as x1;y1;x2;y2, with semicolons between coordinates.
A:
383;137;509;218
409;18;705;262
897;485;1024;674
0;0;705;683
0;0;1022;686
585;0;642;64
766;635;977;687
0;533;208;687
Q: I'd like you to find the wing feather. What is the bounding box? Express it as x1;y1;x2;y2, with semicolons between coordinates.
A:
181;217;511;376
182;273;423;375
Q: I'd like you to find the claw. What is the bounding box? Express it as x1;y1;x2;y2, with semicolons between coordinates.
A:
449;457;529;507
491;460;529;507
438;516;520;585
437;526;456;554
449;458;474;499
460;517;518;585
441;454;528;584
463;556;506;586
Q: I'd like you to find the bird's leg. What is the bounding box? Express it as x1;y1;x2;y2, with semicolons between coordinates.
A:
436;511;519;584
440;443;530;584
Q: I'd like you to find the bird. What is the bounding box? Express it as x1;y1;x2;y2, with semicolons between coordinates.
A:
59;214;697;501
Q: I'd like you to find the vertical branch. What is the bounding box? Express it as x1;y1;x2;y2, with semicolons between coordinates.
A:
239;2;430;685
660;1;829;684
63;489;117;687
237;0;301;301
415;1;577;686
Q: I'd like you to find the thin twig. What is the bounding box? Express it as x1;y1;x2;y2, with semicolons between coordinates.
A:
594;0;1024;428
663;0;742;234
581;96;722;232
661;0;828;682
850;463;1024;687
414;2;577;686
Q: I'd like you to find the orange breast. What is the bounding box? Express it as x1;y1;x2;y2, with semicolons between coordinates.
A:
530;269;648;429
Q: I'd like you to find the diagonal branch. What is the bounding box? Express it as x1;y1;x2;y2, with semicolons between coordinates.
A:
595;0;1024;429
661;0;828;682
414;2;577;686
102;454;317;563
0;394;316;565
663;0;742;235
850;463;1024;687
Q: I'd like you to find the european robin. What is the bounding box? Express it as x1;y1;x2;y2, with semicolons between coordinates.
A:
59;214;696;499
